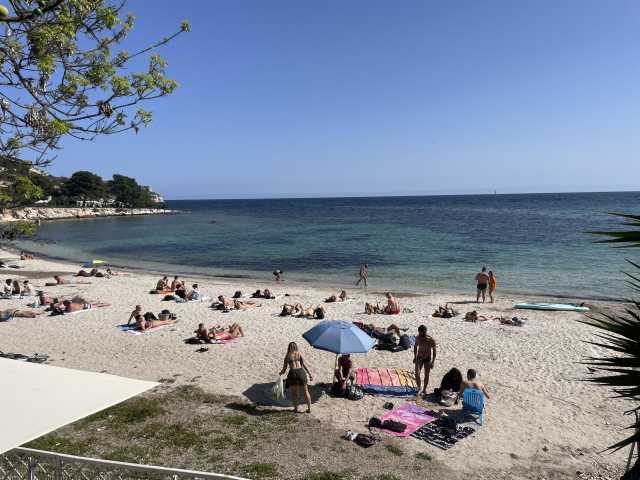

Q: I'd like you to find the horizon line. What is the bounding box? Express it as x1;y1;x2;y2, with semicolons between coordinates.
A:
163;188;640;202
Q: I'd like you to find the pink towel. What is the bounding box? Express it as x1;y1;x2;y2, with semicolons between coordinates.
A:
379;403;435;437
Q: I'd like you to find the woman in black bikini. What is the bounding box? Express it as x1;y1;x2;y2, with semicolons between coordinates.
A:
279;342;314;413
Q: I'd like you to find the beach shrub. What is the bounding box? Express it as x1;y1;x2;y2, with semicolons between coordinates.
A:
383;444;403;456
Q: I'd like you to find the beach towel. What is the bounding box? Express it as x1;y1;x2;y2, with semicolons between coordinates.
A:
411;416;477;450
378;403;435;437
1;294;24;300
118;324;171;335
174;296;211;303
355;368;418;396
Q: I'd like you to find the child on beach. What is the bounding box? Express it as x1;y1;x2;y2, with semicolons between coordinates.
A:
488;271;497;303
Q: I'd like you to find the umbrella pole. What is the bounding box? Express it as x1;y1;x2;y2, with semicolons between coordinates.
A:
334;353;338;385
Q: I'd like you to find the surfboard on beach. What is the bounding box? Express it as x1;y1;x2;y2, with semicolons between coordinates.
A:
515;302;590;312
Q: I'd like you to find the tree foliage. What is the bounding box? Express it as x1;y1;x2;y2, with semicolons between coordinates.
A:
0;0;189;167
107;173;153;208
0;173;42;209
64;170;104;200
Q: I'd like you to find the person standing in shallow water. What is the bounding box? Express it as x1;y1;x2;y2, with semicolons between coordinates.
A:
475;266;490;303
356;263;368;287
488;271;497;303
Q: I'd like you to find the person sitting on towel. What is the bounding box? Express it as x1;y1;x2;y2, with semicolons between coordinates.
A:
384;292;400;314
12;280;21;295
128;305;143;325
174;283;188;300
170;276;182;291
334;354;356;391
188;284;202;301
459;369;490;400
156;276;169;291
3;279;13;296
22;280;34;296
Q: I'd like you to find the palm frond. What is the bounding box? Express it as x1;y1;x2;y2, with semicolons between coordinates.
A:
584;213;640;454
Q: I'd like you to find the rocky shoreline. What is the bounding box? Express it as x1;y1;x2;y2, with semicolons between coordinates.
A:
0;207;176;222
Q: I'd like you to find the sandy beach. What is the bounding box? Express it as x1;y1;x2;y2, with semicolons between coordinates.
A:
0;248;629;478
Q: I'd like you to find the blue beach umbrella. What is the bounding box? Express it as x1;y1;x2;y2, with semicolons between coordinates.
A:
302;320;375;354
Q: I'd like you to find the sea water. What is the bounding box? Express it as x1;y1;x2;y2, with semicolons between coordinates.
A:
15;192;640;299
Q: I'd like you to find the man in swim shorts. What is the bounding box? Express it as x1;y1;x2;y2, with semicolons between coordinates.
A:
414;325;437;395
475;266;490;303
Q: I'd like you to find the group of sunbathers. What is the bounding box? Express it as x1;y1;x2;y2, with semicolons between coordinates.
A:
153;276;205;301
280;303;326;319
365;292;400;315
127;305;177;332
3;279;34;297
76;268;111;278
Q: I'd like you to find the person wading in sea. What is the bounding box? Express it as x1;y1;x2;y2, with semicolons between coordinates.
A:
356;263;368;288
475;266;490;303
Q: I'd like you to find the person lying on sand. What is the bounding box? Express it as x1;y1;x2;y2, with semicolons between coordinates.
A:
45;275;91;286
135;314;175;332
214;295;235;309
20;251;34;260
325;290;348;303
50;296;110;314
280;303;325;319
1;309;41;319
76;268;107;278
233;299;259;310
499;316;526;327
251;289;276;299
432;304;458;318
464;311;498;322
459;369;490;400
195;322;244;341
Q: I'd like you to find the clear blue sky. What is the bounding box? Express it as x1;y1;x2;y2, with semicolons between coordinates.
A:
51;0;640;199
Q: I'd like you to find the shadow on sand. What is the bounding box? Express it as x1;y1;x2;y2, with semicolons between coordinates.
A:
241;381;326;409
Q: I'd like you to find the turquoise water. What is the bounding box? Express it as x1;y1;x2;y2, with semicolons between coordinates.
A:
15;192;640;299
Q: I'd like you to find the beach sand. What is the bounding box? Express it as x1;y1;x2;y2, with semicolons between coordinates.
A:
0;248;628;477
